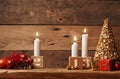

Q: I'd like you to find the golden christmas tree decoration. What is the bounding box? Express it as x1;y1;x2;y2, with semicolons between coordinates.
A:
93;18;120;69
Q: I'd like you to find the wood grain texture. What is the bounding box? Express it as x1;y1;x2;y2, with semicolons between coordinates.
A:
0;68;120;79
0;25;120;50
0;0;120;25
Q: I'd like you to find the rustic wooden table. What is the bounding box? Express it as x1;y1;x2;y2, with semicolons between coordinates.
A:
0;68;120;79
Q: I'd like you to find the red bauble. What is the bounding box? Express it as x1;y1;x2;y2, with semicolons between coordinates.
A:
115;62;120;70
0;59;5;69
6;59;13;69
0;57;13;69
115;64;119;69
19;54;25;59
0;51;33;69
25;58;33;65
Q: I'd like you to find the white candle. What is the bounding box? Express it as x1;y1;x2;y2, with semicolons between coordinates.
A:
71;36;78;57
74;59;78;67
82;28;88;57
34;32;40;56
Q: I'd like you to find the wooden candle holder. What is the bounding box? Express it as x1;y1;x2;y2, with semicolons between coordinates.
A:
69;57;83;70
82;57;92;69
31;56;44;69
68;57;92;70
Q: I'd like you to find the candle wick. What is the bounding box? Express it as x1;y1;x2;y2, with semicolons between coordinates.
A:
73;40;77;43
36;36;39;38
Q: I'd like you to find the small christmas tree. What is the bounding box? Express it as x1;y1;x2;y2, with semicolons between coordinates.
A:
93;18;120;70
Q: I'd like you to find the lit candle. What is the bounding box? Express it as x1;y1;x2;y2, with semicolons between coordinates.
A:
74;59;78;67
82;28;88;57
34;32;40;56
71;36;78;57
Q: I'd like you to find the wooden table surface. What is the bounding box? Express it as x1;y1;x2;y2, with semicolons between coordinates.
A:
0;68;120;79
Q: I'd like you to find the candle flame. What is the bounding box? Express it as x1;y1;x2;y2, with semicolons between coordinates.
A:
73;36;77;42
36;32;39;37
84;28;87;33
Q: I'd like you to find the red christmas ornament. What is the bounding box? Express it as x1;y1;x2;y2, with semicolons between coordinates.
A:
25;57;33;65
19;54;26;59
6;59;13;69
0;59;5;69
0;51;33;69
115;62;120;70
0;57;13;69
